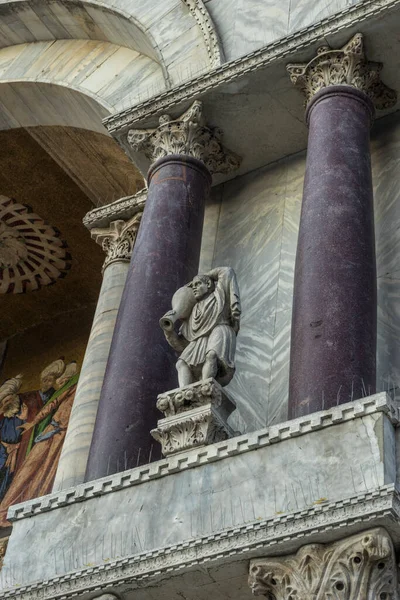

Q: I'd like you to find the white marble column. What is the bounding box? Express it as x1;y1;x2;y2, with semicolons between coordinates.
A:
53;205;143;491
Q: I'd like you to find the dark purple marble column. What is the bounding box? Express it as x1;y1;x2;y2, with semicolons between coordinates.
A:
85;155;211;479
288;86;377;419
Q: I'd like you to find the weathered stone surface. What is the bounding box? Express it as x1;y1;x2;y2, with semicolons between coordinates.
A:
85;155;211;479
249;527;397;600
151;378;236;455
2;394;397;592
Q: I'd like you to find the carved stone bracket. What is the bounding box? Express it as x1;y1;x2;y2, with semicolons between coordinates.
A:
127;101;241;175
287;33;397;110
151;378;236;456
249;527;397;600
91;213;142;271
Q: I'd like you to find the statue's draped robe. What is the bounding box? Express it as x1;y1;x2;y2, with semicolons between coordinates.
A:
0;375;78;528
180;267;240;385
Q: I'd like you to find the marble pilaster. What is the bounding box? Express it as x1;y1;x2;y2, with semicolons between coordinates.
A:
85;102;240;480
53;209;142;491
286;34;397;418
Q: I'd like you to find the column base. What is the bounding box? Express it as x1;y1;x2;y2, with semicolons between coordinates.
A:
150;378;236;456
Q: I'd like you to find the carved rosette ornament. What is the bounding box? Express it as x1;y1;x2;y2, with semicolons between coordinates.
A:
0;196;71;294
249;528;397;600
287;33;397;110
127;101;241;175
90;213;142;272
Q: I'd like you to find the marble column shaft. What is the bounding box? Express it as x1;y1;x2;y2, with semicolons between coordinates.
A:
85;156;211;479
53;213;141;491
289;86;376;417
85;101;240;480
287;34;397;418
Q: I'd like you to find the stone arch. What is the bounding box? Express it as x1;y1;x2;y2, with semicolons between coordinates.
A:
0;0;223;93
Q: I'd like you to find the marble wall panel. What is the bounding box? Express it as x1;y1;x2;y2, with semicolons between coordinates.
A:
373;113;400;396
288;0;348;34
206;0;290;61
211;160;289;431
203;110;400;431
2;411;392;585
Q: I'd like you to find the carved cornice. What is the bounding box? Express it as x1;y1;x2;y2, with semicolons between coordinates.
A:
91;213;142;271
287;33;397;110
6;392;397;522
249;527;397;600
2;486;400;600
126;101;241;174
181;0;224;67
104;0;400;134
83;189;147;230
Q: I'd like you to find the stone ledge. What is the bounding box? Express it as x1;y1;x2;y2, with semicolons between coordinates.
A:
2;485;399;599
83;189;147;230
7;392;397;522
104;0;400;133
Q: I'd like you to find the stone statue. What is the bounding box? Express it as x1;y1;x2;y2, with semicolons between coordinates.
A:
160;267;241;387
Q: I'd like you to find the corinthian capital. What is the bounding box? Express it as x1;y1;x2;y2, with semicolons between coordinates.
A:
127;101;241;175
91;213;142;271
287;33;397;110
249;528;396;600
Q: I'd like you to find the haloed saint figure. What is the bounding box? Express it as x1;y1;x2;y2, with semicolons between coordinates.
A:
160;267;241;387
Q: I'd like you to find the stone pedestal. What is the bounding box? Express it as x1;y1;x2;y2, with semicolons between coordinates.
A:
84;102;240;480
151;378;236;456
286;34;397;419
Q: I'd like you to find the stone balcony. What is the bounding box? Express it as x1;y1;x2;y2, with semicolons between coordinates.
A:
1;392;400;599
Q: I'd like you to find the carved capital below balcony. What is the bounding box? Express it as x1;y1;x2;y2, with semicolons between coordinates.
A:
249;527;396;600
91;213;142;272
287;33;397;110
151;378;236;456
127;101;241;175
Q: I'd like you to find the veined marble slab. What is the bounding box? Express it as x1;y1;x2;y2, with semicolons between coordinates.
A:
1;396;396;587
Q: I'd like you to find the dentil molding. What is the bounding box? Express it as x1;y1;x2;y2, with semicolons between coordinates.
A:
126;101;241;174
287;33;397;110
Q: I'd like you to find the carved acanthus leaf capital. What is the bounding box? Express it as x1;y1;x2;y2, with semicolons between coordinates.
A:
91;213;142;271
287;33;397;110
127;101;241;175
249;527;396;600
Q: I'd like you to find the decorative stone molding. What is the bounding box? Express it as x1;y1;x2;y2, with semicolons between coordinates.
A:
104;0;400;133
287;33;397;110
5;391;397;522
156;378;225;417
181;0;224;67
127;101;241;175
151;379;236;456
249;527;396;600
90;213;142;271
2;486;400;600
0;537;8;571
83;189;147;230
0;196;71;294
